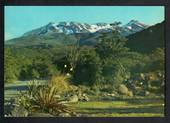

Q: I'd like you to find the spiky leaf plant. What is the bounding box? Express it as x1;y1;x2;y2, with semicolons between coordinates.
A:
14;79;74;116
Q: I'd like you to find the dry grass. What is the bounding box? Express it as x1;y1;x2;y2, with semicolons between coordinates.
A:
48;74;71;94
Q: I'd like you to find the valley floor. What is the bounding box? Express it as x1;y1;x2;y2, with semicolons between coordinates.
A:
4;81;164;117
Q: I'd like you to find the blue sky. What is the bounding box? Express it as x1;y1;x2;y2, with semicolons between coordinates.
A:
5;6;164;40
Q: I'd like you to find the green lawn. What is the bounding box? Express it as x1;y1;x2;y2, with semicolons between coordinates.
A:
5;81;165;117
71;98;164;117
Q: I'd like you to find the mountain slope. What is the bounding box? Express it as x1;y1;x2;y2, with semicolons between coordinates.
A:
22;22;115;36
120;20;149;36
5;20;149;47
6;33;78;47
5;21;114;47
22;21;148;37
126;21;164;53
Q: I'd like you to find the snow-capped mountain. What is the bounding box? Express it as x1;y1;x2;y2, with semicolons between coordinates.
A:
23;22;115;36
23;20;149;37
120;20;149;36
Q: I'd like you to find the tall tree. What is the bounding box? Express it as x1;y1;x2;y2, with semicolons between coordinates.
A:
95;30;130;85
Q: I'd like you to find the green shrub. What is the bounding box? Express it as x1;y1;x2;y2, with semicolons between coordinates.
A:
4;48;19;83
72;47;103;85
13;80;73;116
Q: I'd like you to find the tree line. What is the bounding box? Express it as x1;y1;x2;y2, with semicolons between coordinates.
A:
4;30;164;90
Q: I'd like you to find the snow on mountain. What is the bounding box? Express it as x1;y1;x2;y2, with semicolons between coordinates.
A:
23;20;149;37
120;20;149;36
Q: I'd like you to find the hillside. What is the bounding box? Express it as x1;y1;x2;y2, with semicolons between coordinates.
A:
126;21;164;53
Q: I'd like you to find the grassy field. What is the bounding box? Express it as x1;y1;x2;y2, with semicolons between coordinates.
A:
5;81;165;117
71;98;164;117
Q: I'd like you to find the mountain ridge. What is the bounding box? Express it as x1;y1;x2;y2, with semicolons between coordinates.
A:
22;20;149;37
6;20;158;48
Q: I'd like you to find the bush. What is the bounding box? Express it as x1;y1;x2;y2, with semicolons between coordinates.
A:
4;48;19;83
90;85;101;96
48;74;71;94
96;84;114;93
13;80;73;116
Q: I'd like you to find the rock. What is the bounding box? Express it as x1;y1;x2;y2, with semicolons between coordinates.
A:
58;113;71;117
78;93;89;101
107;93;115;97
28;113;54;117
72;112;77;116
11;106;28;117
140;73;145;80
145;91;150;96
68;95;79;103
82;93;86;96
127;91;133;97
118;84;129;95
82;96;89;101
82;94;89;101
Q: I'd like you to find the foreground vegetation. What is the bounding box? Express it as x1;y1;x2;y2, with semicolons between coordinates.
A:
5;78;164;117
